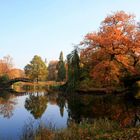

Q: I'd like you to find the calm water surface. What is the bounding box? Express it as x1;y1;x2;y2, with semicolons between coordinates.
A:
0;91;68;140
0;90;140;139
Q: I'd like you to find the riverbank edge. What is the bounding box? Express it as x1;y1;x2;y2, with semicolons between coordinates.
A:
20;121;140;140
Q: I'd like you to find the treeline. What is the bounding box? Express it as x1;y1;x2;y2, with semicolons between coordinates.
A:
24;51;66;82
0;52;67;84
64;11;140;92
1;11;140;93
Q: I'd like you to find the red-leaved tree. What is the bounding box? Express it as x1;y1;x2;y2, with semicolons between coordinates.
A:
80;11;140;87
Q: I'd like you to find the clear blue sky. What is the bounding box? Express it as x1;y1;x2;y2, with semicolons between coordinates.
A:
0;0;140;69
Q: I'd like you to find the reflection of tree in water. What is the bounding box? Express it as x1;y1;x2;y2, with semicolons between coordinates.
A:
25;93;48;119
67;94;82;123
0;91;17;119
57;96;66;117
67;93;140;127
48;93;58;105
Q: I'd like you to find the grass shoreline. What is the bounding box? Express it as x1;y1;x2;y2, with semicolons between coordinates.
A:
20;118;140;140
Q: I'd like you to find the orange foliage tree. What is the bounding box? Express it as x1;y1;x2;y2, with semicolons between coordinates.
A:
47;60;58;81
80;11;140;87
0;55;13;76
7;69;25;79
0;55;24;79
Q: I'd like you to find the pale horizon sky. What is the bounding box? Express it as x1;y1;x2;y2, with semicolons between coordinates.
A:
0;0;140;69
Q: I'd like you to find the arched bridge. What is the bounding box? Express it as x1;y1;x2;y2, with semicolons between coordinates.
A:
4;78;32;87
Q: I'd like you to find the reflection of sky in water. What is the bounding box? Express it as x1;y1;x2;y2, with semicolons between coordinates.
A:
42;103;68;129
0;93;68;140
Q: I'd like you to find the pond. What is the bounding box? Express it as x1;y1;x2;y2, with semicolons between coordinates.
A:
0;90;140;139
0;91;68;140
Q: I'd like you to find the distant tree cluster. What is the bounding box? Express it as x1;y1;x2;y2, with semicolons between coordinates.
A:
24;52;66;82
0;55;24;80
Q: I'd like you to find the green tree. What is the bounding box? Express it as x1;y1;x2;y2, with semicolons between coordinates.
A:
66;48;80;90
57;51;66;81
24;55;48;82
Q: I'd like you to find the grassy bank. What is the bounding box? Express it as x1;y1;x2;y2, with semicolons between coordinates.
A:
20;118;140;140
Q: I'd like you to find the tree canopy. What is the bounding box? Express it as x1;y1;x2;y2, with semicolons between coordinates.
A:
57;51;66;81
0;55;13;77
65;48;80;90
48;60;58;81
80;11;140;87
24;55;48;82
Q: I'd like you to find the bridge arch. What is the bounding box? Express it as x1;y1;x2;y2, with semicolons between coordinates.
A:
5;78;32;87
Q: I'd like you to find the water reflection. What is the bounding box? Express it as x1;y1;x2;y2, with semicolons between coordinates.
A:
0;90;17;118
57;96;66;117
0;89;140;139
0;90;68;139
67;93;140;127
25;92;48;119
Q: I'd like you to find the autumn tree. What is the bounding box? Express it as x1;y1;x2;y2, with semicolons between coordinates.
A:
0;55;15;84
3;55;13;69
0;61;9;76
47;60;58;81
57;51;66;81
7;69;25;79
80;11;140;87
0;55;13;76
24;55;48;82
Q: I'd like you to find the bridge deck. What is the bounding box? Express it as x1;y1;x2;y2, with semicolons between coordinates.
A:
5;78;32;87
